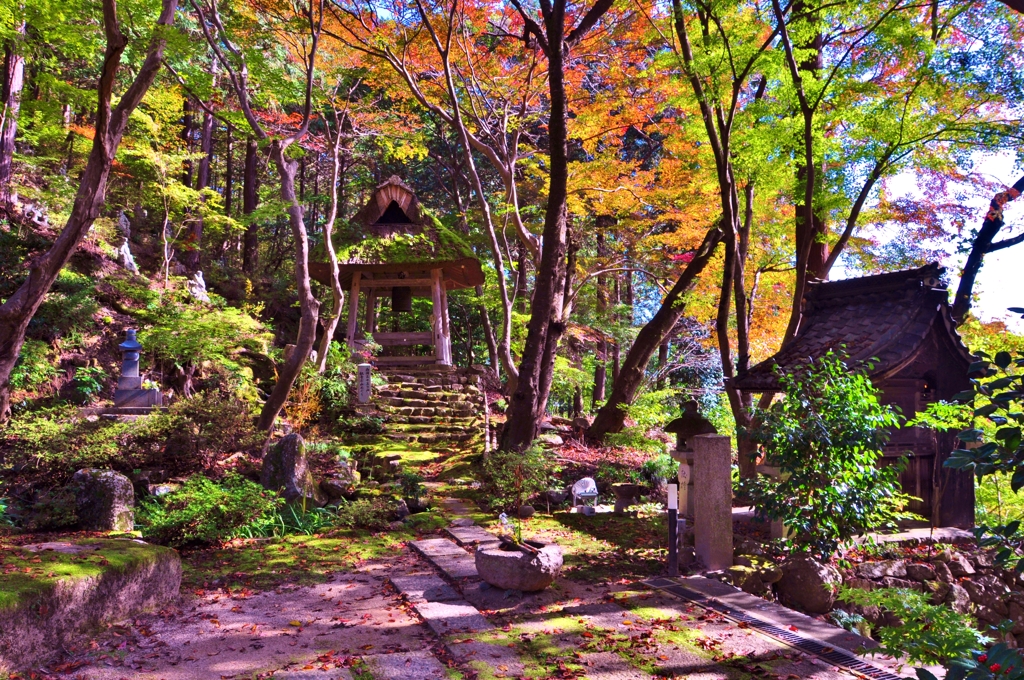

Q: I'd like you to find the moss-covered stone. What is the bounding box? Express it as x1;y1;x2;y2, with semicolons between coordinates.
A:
71;468;135;532
0;537;181;672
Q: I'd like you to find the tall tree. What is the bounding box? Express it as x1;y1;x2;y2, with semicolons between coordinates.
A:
189;0;324;431
500;0;616;451
0;0;179;421
0;21;25;204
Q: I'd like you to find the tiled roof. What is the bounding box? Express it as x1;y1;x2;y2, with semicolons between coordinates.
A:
731;263;973;392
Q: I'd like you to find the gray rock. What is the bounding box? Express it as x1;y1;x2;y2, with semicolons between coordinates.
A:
735;554;782;584
880;577;921;591
518;504;535;519
1009;602;1024;634
857;560;906;580
972;552;995;569
71;469;135;532
932;560;955;584
925;580;951;605
450;518;475;527
777;556;841;615
572;416;592;431
949;553;976;578
538;433;564;447
965;576;1009;616
906;563;936;582
475;541;563;592
394;499;410;519
320;467;360;500
734;538;766;557
726;565;766;595
260;434;326;508
845;577;876;592
945;583;972;614
976;605;1004;626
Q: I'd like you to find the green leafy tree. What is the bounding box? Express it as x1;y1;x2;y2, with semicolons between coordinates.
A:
741;351;912;559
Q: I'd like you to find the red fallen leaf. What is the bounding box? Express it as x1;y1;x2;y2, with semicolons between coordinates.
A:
581;631;594;638
788;626;798;632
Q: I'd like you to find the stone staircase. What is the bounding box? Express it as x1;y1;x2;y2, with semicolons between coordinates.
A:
352;365;487;449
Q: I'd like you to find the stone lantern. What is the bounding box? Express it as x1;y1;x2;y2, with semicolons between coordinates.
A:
666;401;717;517
114;329;162;409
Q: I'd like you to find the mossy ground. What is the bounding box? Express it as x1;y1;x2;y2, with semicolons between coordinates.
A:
0;536;174;611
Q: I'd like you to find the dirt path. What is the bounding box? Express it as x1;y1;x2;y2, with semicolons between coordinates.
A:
51;552;447;680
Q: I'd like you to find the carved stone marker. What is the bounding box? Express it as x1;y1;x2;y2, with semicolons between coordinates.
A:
358;363;373;404
692;434;733;571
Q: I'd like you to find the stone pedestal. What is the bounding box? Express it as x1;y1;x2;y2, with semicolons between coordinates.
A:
692;434;733;571
670;449;695;517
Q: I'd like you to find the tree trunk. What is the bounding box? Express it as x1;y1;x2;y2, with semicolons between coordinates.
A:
0;0;179;421
592;227;609;409
181;99;194;187
257;143;321;429
242;138;260;275
0;23;26;205
951;175;1024;323
315;114;345;374
224;125;233;217
501;6;571;452
588;226;722;439
656;340;668;390
477;284;499;378
183;89;215;273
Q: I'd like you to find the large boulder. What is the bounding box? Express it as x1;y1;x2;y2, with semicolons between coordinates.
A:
261;434;326;507
475;541;563;592
776;556;841;615
71;469;135;532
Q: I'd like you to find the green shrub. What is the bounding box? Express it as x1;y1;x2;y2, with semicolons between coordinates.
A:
595;461;644;486
329;497;398;532
482;445;553;512
9;339;60;393
0;406;131;484
137;474;281;547
70;365;107;404
839;586;988;665
30;269;98;341
399;471;426;501
740;351;914;559
640;453;677;485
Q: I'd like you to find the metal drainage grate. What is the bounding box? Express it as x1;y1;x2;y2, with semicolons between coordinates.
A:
643;577;904;680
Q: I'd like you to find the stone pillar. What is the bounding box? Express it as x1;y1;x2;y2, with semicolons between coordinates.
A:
357;363;372;404
692;434;732;571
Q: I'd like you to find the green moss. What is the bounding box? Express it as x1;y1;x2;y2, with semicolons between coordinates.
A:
180;528;420;591
336;216;475;266
0;538;175;611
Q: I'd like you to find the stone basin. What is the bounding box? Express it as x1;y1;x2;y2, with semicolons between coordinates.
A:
610;482;644;514
474;540;563;592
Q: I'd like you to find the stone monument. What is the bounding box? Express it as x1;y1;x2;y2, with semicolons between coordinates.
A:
113;329;162;409
692;434;733;571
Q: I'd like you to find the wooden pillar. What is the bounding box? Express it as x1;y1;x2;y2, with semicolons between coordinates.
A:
346;271;361;350
439;276;452;365
431;268;445;364
365;289;377;336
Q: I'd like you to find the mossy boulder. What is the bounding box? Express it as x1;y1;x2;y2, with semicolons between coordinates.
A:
72;468;135;532
261;433;326;508
0;538;181;672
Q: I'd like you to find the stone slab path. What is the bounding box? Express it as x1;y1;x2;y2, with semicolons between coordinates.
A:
404;526;878;679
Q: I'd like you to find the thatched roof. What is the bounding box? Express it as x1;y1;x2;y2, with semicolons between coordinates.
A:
310;176;484;290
